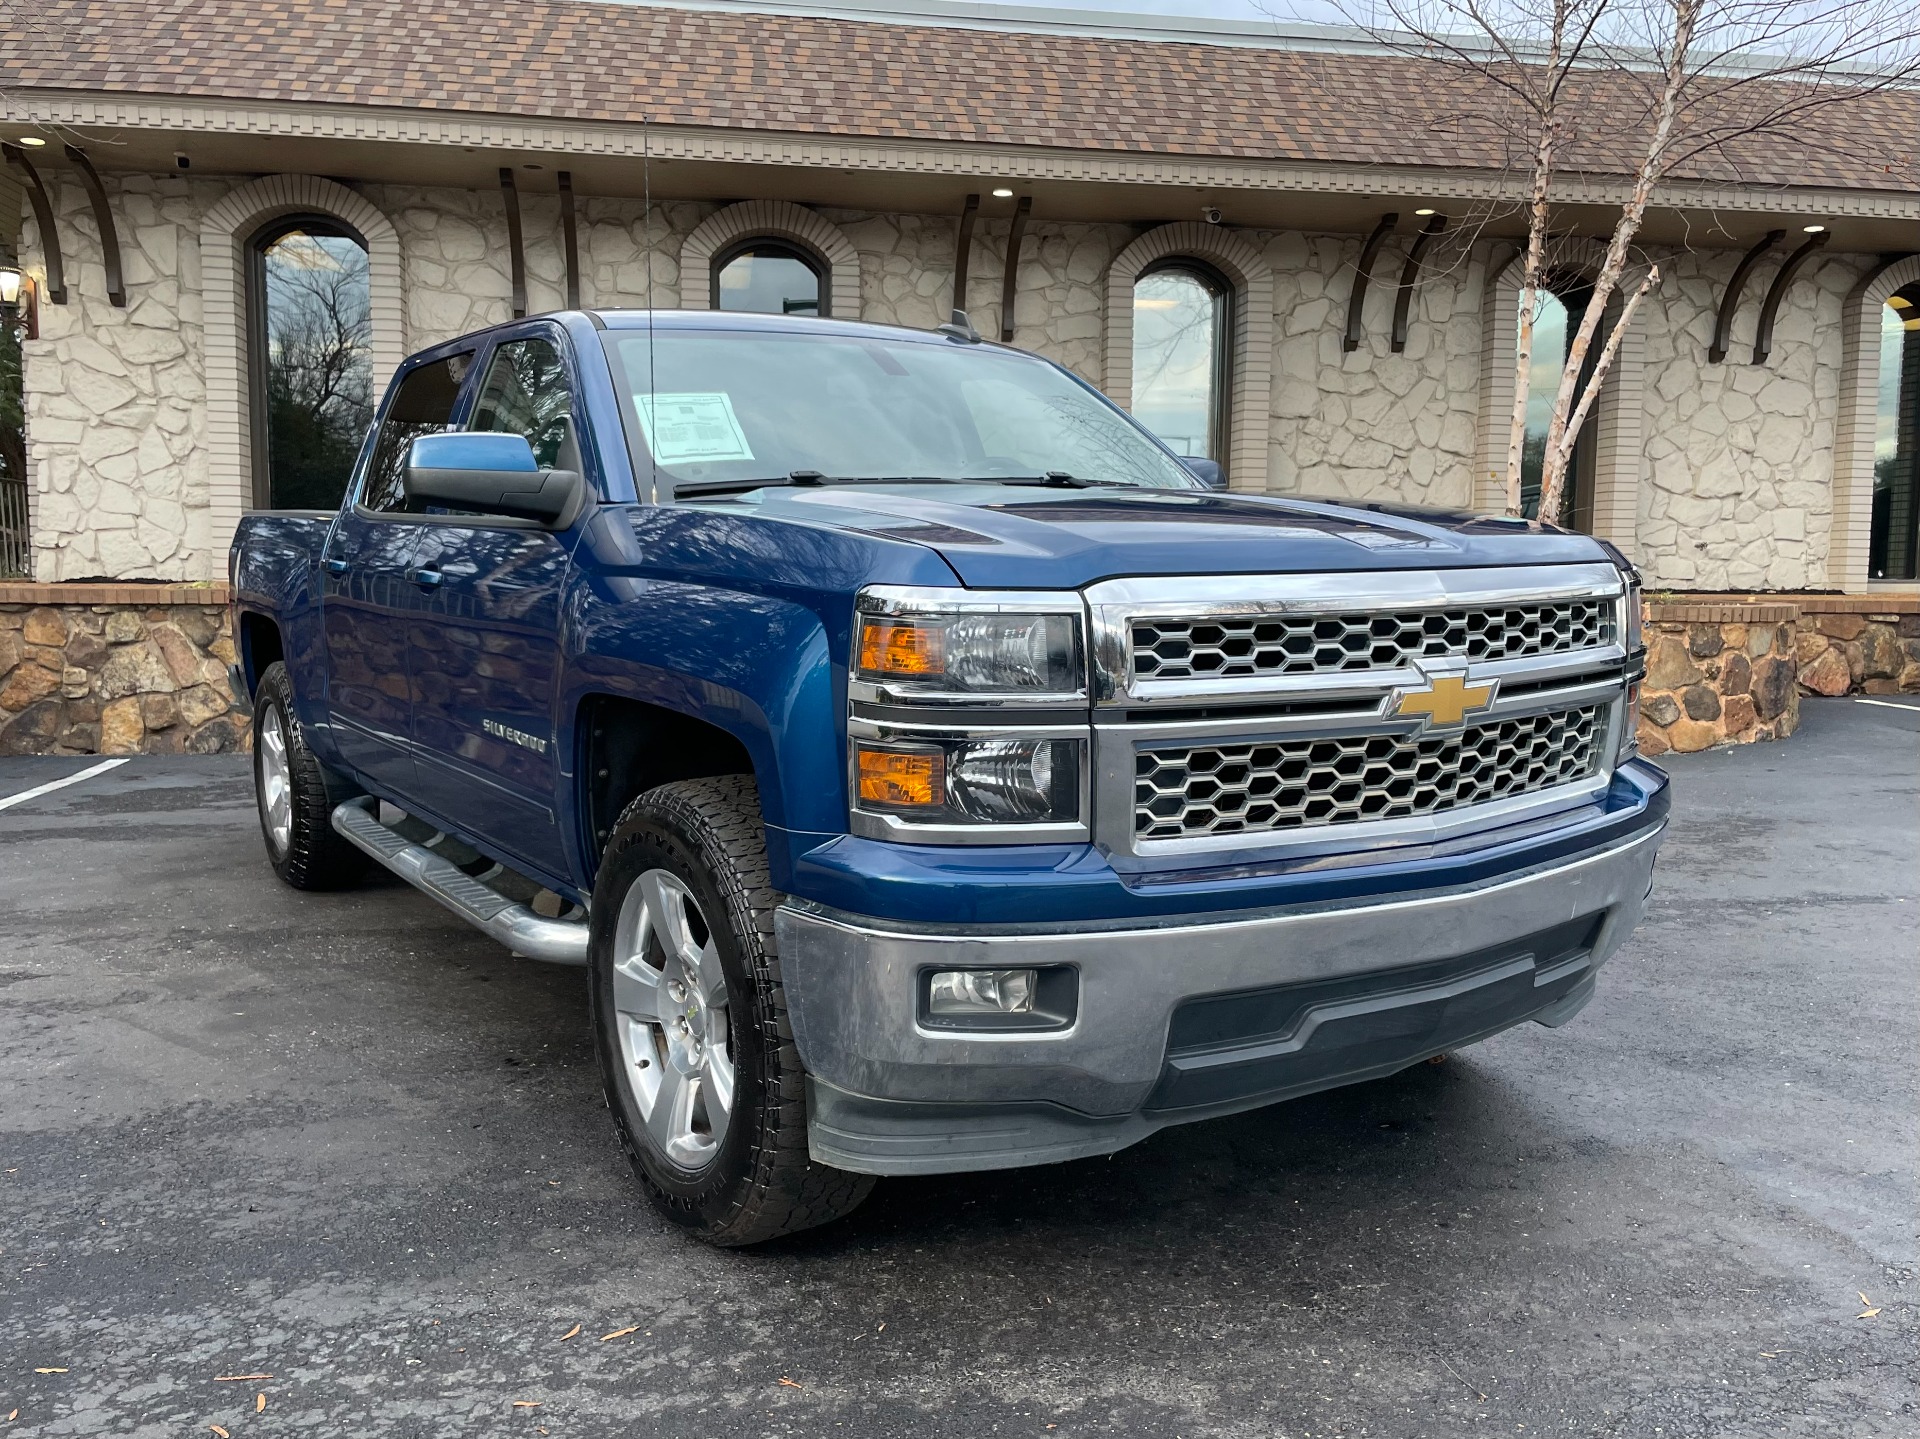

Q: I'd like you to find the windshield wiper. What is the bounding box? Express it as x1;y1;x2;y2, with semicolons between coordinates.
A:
671;470;835;498
671;470;1129;499
972;472;1129;488
674;473;992;499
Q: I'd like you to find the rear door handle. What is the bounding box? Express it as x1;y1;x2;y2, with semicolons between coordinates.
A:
410;567;444;589
323;557;349;575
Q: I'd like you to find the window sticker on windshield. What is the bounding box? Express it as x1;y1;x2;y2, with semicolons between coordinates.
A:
634;392;755;464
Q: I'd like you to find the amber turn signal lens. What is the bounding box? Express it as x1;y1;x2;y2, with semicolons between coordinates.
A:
858;619;945;677
856;747;945;808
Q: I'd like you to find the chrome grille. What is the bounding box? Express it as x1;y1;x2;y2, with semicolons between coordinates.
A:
1134;705;1608;841
1131;599;1615;683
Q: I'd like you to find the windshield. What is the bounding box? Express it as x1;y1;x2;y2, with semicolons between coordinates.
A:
601;327;1201;496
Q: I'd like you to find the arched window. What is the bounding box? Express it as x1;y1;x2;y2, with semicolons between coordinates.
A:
712;239;826;317
1130;261;1231;467
1870;283;1920;580
248;216;374;510
1517;271;1608;530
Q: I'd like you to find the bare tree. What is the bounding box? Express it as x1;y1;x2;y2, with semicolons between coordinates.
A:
260;233;374;509
1307;0;1920;523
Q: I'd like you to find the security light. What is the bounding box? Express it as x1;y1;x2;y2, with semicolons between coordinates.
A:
13;136;46;147
991;187;1014;198
1802;224;1827;233
1415;207;1436;216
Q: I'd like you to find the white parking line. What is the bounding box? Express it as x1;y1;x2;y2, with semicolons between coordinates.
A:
0;757;132;812
1854;698;1920;711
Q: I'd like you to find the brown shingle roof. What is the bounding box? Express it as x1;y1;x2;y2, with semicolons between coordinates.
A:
5;0;1916;192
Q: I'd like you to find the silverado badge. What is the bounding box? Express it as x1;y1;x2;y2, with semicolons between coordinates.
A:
1389;668;1498;732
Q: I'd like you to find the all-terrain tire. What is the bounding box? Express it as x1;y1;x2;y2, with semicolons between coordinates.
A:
251;661;367;891
589;775;874;1246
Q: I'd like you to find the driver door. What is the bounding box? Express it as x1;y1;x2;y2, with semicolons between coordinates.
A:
404;329;587;873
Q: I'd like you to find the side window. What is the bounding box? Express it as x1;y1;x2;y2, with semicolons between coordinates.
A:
470;337;580;472
360;353;473;513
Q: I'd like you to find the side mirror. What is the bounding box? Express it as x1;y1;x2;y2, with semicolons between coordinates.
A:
405;432;584;526
1182;456;1227;491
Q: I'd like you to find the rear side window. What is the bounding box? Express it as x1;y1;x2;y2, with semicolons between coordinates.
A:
469;337;581;472
359;353;473;513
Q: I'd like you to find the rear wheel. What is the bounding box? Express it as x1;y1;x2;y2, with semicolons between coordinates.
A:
589;775;873;1246
251;662;366;890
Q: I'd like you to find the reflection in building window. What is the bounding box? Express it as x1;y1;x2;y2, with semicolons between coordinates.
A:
1131;263;1229;467
713;240;826;316
250;217;374;510
1870;284;1920;580
1517;272;1604;530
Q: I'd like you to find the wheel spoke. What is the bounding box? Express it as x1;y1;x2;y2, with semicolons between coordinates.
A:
637;871;687;962
611;957;667;1022
691;936;728;1011
702;1039;736;1122
645;1062;694;1152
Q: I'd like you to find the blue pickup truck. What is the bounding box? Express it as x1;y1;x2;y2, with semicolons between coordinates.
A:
229;309;1666;1245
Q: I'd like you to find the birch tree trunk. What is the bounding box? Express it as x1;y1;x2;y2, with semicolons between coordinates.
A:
1535;0;1700;526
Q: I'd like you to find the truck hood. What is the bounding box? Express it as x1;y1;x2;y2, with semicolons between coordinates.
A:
718;484;1616;588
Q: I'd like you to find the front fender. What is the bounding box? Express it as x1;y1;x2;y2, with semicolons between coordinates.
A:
559;503;961;887
230;513;336;755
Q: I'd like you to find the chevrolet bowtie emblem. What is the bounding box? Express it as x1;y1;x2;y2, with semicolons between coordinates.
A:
1390;672;1498;730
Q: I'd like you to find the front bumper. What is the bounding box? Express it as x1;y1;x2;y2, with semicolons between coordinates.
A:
778;816;1664;1175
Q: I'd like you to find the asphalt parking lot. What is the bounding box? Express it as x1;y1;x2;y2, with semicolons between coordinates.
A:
1;698;1914;1438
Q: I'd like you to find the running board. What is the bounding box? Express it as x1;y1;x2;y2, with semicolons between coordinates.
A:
330;797;589;966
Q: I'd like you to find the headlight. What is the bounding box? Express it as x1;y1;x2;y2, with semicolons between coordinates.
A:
1623;573;1644;655
854;589;1085;699
854;737;1082;826
849;588;1090;842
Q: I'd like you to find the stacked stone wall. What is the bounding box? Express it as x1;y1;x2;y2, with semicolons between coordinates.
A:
1636;251;1853;591
22;174;214;583
1635;595;1920;753
9;166;1894;597
1264;231;1484;506
0;588;244;756
1636;603;1800;754
1791;609;1920;696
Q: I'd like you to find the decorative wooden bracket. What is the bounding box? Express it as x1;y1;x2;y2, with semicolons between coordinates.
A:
1707;230;1783;363
499;168;528;318
1752;231;1829;364
951;193;979;315
1;143;66;303
999;195;1032;343
1389;213;1448;353
65;145;128;306
1343;213;1398;352
558;170;581;310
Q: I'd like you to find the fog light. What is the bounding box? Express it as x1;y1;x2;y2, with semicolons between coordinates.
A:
928;968;1035;1015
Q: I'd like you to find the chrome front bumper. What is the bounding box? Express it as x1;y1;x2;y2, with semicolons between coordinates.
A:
778;817;1664;1175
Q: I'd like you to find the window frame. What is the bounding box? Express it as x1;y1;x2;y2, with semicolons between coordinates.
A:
710;237;830;318
1131;258;1234;477
1518;267;1612;533
348;344;478;520
246;212;374;511
467;331;583;475
1869;282;1920;581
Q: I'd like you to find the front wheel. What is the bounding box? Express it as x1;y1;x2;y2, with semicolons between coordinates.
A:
588;775;873;1246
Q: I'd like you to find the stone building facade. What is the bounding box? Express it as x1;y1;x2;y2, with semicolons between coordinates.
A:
2;0;1917;757
13;171;1910;593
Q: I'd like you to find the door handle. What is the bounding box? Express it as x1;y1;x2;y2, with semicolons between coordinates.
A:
323;557;350;575
410;567;444;589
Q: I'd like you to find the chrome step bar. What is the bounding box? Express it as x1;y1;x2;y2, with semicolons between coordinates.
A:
330;797;589;966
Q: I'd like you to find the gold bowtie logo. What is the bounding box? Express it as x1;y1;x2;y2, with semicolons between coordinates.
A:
1391;672;1498;729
